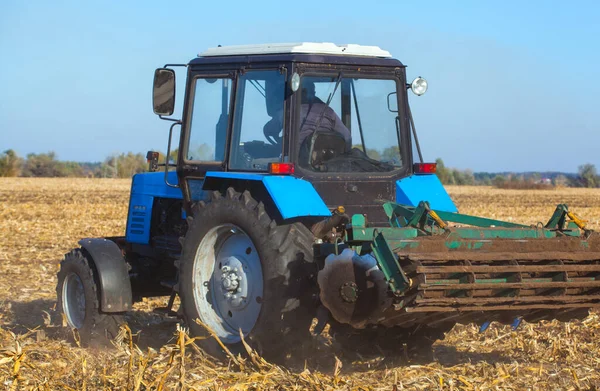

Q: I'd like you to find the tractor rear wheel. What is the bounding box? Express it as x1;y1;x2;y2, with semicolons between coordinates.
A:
56;249;124;346
178;188;317;361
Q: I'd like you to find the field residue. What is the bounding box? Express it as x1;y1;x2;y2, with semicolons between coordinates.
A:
1;178;599;390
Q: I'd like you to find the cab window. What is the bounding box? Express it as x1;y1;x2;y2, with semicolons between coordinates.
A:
186;77;231;162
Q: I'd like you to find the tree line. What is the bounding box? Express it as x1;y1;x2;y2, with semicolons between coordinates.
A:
435;158;600;189
0;149;155;178
0;149;598;188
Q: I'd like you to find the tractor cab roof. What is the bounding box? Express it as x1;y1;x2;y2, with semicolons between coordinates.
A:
189;42;404;68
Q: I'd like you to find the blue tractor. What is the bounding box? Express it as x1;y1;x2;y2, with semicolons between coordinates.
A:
57;43;600;359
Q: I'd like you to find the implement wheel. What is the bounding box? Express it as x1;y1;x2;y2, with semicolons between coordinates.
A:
179;188;316;360
56;249;124;346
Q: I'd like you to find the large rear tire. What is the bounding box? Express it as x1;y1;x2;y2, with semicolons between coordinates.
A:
56;249;124;346
178;188;317;360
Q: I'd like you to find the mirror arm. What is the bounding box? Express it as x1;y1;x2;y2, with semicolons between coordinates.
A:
164;121;182;188
159;115;181;123
407;103;424;163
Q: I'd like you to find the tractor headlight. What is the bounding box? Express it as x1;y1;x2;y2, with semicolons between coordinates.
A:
410;77;428;96
290;72;300;92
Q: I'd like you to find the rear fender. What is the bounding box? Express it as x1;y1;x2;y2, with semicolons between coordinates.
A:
78;238;132;312
202;172;331;220
396;174;458;212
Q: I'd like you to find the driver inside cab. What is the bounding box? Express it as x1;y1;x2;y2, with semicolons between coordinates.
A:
263;79;352;151
298;81;351;149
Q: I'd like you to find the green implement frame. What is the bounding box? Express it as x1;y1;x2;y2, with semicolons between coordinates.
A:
346;201;592;297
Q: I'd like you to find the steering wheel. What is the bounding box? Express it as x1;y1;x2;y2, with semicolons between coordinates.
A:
263;118;282;146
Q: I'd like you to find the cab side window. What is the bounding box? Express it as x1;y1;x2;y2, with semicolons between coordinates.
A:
186;78;231;162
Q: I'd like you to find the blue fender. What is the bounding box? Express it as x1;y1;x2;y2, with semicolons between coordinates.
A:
203;172;331;220
396;174;458;213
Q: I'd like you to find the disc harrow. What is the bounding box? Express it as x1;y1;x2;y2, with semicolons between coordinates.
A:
318;201;600;329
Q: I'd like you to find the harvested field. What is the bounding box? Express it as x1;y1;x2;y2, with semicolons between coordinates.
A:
1;178;599;390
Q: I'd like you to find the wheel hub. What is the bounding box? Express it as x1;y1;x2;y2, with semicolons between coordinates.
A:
192;224;263;344
217;256;252;309
221;265;241;292
340;282;359;303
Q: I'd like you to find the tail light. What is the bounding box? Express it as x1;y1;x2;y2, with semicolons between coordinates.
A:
413;163;437;174
268;162;295;175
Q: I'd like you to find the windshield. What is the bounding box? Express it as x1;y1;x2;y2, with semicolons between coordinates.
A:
297;75;402;173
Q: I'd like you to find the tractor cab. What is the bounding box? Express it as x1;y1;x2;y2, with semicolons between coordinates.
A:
152;43;455;225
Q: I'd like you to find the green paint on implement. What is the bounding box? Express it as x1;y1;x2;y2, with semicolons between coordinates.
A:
344;201;591;296
370;232;409;294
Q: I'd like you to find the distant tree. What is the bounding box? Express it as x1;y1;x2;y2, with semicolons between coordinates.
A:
451;169;474;185
62;161;84;177
22;152;61;177
578;163;599;188
381;146;400;162
477;173;492;186
553;174;569;187
188;143;215;161
463;169;475;185
435;158;453;184
493;175;506;187
0;149;22;177
21;152;84;177
101;152;147;178
153;148;179;171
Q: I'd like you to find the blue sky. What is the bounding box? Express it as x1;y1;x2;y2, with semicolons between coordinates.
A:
1;0;598;172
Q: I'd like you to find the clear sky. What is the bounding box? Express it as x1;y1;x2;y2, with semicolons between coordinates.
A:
1;0;598;172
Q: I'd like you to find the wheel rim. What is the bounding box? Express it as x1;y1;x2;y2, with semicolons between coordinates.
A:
62;272;86;329
192;224;263;344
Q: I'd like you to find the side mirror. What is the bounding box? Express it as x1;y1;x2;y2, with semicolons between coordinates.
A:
153;68;175;116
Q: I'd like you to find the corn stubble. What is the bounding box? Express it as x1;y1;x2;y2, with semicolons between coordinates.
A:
0;178;599;390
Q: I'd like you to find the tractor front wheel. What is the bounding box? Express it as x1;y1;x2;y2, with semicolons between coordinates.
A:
178;188;317;361
56;249;124;346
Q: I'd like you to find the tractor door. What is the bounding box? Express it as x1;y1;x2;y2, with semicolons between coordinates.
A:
177;72;235;204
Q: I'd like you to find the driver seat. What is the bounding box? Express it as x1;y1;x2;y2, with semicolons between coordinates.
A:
301;131;347;171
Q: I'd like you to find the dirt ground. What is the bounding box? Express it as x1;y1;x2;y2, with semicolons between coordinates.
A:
1;178;599;390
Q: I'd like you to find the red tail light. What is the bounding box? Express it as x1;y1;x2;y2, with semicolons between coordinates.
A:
268;162;295;175
413;163;437;174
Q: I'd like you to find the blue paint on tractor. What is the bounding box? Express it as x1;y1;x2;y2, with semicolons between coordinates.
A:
126;171;183;244
126;171;331;244
205;172;331;220
396;174;457;213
